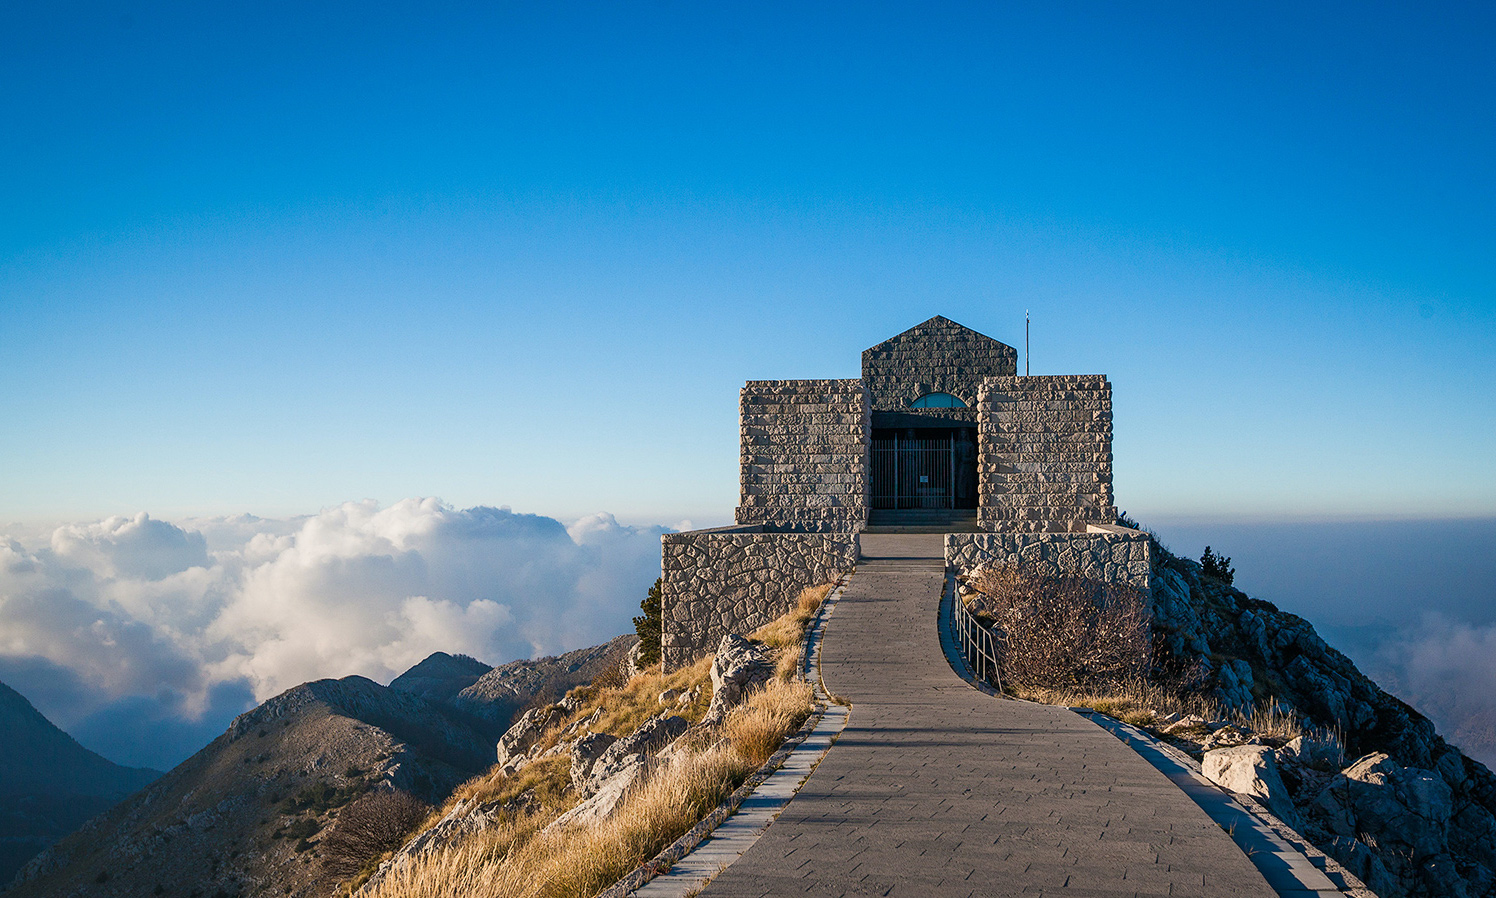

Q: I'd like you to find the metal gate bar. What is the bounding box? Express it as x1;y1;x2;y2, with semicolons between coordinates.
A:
870;435;955;510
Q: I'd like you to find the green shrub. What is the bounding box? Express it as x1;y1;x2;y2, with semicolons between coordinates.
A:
633;577;662;667
1200;546;1235;584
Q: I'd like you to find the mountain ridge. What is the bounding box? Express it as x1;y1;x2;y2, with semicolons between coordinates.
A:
7;636;636;897
0;680;160;889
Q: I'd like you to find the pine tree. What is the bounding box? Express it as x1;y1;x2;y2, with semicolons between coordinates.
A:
633;577;663;666
1200;546;1235;585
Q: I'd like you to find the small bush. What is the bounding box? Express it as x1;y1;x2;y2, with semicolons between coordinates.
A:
1200;546;1234;584
321;790;431;879
590;660;628;691
968;567;1150;691
633;578;663;667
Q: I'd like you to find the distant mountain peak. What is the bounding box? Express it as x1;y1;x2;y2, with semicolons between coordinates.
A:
389;652;494;705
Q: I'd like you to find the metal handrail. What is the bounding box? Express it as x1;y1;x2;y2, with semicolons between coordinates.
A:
952;581;1004;693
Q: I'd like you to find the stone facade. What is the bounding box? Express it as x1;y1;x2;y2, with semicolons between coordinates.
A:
735;379;870;532
861;315;1016;411
976;375;1115;532
945;525;1150;590
660;526;859;671
660;316;1135;670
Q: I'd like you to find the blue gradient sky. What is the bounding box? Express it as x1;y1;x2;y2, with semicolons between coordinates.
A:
3;1;1494;526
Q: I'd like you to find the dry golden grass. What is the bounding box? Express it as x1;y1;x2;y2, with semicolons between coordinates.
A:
720;678;814;766
365;745;752;898
752;583;830;682
1015;678;1306;744
357;582;832;898
1245;700;1306;743
1018;677;1220;726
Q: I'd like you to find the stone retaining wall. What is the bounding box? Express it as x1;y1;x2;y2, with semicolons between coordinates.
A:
945;525;1150;590
976;375;1115;532
735;379;869;532
661;527;859;670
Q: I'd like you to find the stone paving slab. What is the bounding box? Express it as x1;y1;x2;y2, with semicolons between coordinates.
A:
697;535;1276;898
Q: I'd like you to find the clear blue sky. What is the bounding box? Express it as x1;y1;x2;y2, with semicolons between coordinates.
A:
3;1;1494;526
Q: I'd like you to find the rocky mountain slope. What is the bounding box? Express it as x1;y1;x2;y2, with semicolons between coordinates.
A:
0;681;160;888
1149;541;1496;897
7;636;635;898
444;635;638;737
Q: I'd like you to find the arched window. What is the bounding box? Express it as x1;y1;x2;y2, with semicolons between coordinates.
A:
910;392;967;408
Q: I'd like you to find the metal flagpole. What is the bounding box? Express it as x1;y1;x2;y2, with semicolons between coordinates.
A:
1025;310;1030;376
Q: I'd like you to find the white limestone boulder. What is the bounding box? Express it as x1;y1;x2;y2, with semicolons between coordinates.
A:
495;704;565;772
582;713;688;797
1203;744;1300;827
703;634;775;727
569;732;619;790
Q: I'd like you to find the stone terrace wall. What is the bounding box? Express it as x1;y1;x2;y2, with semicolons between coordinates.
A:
735;379;869;532
861;315;1017;411
977;375;1115;532
945;526;1150;590
661;527;859;670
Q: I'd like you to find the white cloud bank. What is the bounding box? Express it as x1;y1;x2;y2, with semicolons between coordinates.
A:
0;500;666;767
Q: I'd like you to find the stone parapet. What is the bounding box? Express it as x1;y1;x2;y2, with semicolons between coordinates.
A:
976;375;1115;532
735;379;869;531
944;526;1150;590
660;527;859;670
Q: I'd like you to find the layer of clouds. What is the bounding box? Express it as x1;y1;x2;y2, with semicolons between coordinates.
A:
1365;616;1496;769
0;501;666;768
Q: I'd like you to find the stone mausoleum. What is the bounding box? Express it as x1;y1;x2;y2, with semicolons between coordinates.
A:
660;315;1150;670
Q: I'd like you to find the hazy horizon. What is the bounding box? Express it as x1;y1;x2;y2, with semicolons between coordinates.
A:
0;502;1490;772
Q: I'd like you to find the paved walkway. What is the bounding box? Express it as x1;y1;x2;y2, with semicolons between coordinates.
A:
697;535;1277;898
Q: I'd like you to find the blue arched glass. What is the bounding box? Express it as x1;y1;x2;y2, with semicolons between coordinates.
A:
910;392;967;408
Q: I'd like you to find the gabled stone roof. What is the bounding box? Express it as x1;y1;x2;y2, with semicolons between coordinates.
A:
862;315;1010;357
861;315;1017;411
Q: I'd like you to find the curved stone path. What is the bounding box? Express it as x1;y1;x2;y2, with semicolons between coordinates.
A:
696;534;1277;898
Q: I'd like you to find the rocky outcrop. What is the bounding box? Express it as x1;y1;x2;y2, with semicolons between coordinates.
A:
581;714;688;798
496;704;569;773
702;635;775;727
1147;544;1496;897
451;635;637;737
570;732;619;788
549;713;689;830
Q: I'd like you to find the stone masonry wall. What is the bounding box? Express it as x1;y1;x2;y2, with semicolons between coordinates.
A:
735;379;869;532
945;526;1150;590
977;375;1115;532
661;527;859;670
861;315;1017;411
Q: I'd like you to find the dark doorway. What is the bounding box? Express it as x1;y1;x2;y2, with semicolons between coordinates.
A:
870;427;977;510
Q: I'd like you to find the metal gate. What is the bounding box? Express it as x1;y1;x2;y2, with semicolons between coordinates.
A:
870;434;955;509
